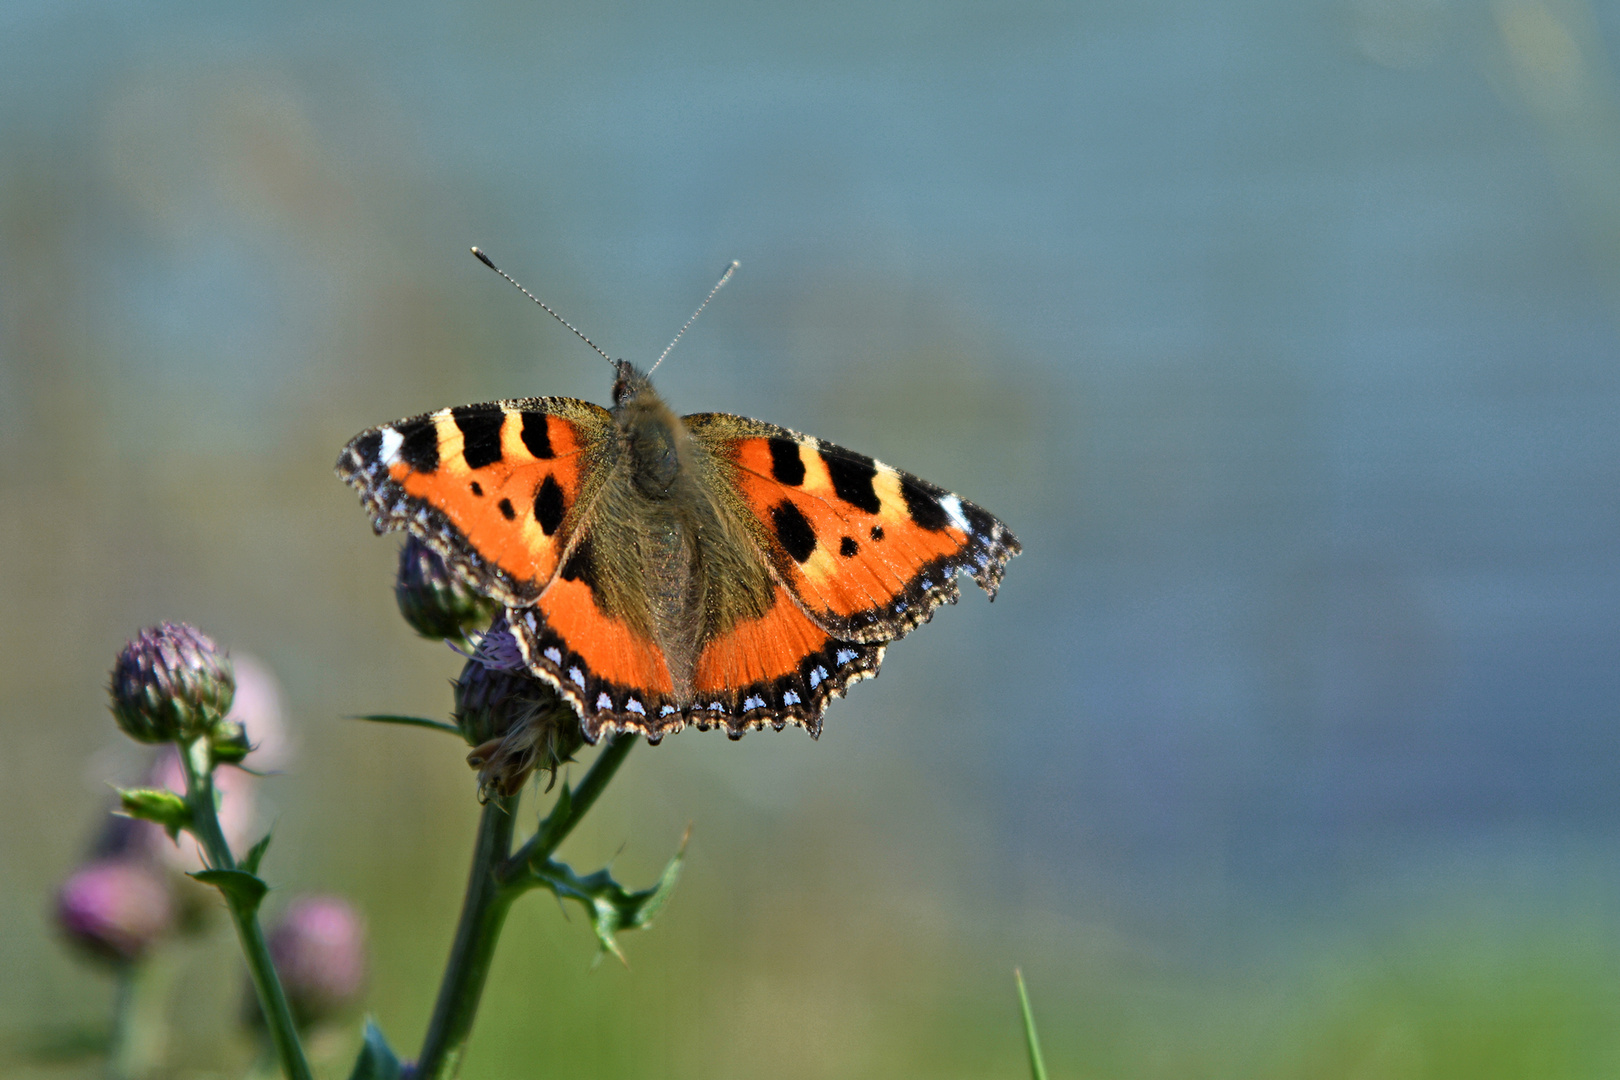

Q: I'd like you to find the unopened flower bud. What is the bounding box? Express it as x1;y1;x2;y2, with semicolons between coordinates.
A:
110;623;235;744
455;617;583;798
260;897;367;1028
395;535;499;641
56;859;176;964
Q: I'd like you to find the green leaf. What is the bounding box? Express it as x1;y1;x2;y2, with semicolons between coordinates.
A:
1015;968;1048;1080
189;868;269;912
348;713;462;737
346;1019;402;1080
524;828;689;963
116;787;190;839
241;832;273;875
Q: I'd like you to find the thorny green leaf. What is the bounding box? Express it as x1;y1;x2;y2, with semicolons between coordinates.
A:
525;829;688;963
241;832;273;875
189;868;269;912
115;786;190;839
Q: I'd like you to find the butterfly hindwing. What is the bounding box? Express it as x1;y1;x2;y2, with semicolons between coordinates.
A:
336;397;617;607
685;412;1022;644
687;581;884;737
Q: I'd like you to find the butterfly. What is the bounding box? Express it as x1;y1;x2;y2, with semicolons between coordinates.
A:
336;263;1019;744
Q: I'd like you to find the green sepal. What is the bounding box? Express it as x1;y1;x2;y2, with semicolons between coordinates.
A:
349;713;463;737
189;868;269;912
208;719;253;765
1015;968;1048;1080
526;829;688;962
116;786;190;839
241;832;273;875
346;1018;402;1080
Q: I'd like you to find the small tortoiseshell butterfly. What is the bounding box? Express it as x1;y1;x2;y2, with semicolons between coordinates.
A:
337;258;1019;743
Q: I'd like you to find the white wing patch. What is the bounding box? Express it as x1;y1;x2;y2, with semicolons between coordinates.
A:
378;427;404;464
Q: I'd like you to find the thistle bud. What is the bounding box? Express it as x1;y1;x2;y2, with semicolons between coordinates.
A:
109;623;235;744
55;858;176;964
395;535;499;641
455;617;583;798
259;897;367;1028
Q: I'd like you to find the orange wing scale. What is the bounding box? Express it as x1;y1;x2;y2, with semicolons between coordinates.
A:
537;575;675;696
336;399;613;607
729;438;965;620
700;424;1019;645
390;411;587;588
693;583;832;692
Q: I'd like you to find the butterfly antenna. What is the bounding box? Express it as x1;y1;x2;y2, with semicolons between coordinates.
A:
648;260;739;375
470;247;613;368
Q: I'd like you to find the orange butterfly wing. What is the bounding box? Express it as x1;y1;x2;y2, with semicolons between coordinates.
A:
685;413;1021;644
338;398;688;738
684;579;884;738
337;398;617;606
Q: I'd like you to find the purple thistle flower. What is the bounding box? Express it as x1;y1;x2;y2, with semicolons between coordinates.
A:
55;858;177;964
109;623;235;744
470;616;526;672
262;897;368;1028
456;616;583;798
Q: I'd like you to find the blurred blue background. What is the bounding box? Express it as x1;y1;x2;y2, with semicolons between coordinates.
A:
5;1;1620;1076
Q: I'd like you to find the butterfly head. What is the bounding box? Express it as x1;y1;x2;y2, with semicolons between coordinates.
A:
610;360;685;498
611;359;654;407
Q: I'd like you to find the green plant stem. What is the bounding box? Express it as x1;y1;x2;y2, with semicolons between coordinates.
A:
414;734;636;1079
415;793;518;1080
500;733;636;887
106;959;165;1080
177;740;313;1080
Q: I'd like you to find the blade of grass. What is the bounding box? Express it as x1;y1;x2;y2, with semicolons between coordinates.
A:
1015;967;1048;1080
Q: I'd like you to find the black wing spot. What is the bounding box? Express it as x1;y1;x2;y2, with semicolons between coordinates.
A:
839;536;858;557
521;412;554;459
963;501;996;537
561;535;598;589
772;500;818;563
470;481;484;497
497;498;516;521
870;524;885;542
822;450;881;514
453;406;505;469
768;437;806;485
396;417;440;473
533;474;566;535
900;475;950;531
354;430;382;465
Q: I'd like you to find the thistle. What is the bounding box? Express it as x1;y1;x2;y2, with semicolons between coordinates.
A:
109;623;235;745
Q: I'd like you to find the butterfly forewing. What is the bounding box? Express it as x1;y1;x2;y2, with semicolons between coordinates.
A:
336;397;616;606
684;413;1021;644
